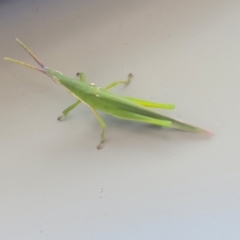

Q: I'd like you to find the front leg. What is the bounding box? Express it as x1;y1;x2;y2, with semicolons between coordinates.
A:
76;72;86;82
57;100;81;121
58;72;86;121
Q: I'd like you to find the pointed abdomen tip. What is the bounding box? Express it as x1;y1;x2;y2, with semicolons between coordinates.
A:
197;128;213;136
204;130;214;136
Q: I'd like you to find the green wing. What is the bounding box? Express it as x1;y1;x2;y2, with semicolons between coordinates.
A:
123;97;175;109
93;89;211;135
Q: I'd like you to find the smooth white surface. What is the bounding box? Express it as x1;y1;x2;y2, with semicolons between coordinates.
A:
1;0;240;239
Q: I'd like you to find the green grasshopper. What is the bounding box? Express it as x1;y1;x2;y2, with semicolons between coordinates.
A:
4;39;212;149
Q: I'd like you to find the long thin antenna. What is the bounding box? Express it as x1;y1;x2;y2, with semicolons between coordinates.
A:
15;38;45;68
4;57;44;72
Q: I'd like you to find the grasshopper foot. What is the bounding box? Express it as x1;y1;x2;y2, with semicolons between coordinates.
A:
97;141;104;150
57;115;66;121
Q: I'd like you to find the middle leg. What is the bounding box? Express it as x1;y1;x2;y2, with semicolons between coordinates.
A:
104;73;133;90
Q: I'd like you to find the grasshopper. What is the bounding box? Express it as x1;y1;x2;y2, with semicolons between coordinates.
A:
4;39;212;149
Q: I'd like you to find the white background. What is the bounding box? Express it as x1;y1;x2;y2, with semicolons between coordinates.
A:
1;0;240;239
